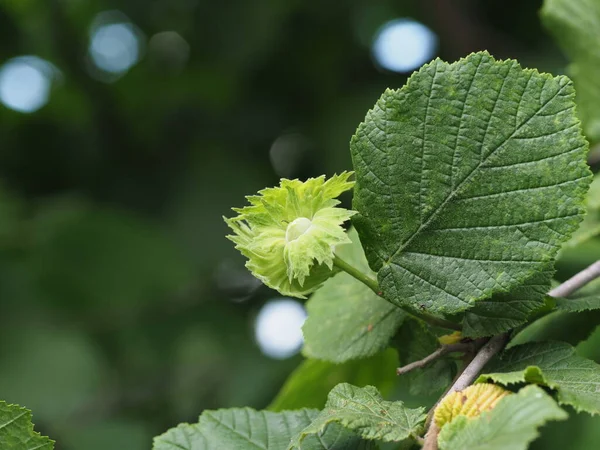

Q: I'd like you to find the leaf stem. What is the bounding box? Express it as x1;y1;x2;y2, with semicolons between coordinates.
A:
422;259;600;450
333;254;462;331
333;255;379;294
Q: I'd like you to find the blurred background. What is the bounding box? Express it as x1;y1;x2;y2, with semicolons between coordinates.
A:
0;0;598;448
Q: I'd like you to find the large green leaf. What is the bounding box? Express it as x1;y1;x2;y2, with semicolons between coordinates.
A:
0;401;54;449
542;0;600;142
269;350;398;412
303;229;405;362
289;384;426;448
351;51;590;316
153;408;374;450
438;385;567;450
462;268;553;338
478;341;600;414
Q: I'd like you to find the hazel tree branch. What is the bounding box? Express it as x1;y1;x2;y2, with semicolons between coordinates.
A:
396;342;473;376
422;259;600;450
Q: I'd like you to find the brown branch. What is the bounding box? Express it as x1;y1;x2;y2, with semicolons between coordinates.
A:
422;260;600;450
396;342;473;376
548;261;600;298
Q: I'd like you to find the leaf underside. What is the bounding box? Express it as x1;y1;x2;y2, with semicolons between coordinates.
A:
153;407;373;450
478;341;600;415
351;51;591;316
289;383;426;448
438;385;567;450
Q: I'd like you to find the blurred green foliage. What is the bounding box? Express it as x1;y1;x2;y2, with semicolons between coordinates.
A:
0;0;597;448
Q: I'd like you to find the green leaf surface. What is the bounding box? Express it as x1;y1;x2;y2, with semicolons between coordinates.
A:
509;309;600;347
0;401;54;450
395;319;455;395
542;0;600;142
438;385;567;450
462;268;553;338
351;51;590;316
510;279;600;346
268;350;398;412
555;278;600;312
562;175;600;249
289;384;426;448
303;229;406;362
478;341;600;414
153;408;374;450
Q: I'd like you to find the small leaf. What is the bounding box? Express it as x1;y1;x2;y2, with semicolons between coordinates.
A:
462;268;553;338
289;383;426;448
542;0;600;142
351;51;590;316
303;229;406;362
438;385;567;450
478;341;600;414
0;401;54;449
269;350;398;412
153;408;373;450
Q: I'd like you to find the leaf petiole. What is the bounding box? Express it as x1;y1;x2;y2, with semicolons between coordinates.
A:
333;254;461;331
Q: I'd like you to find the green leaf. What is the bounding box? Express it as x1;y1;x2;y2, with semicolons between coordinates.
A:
351;51;591;316
289;384;426;448
303;229;406;362
395;319;455;395
153;408;374;450
555;278;600;312
478;341;600;414
562;175;600;249
542;0;600;142
509;309;600;347
510;279;600;346
462;268;553;338
438;385;567;450
269;349;398;412
0;401;54;450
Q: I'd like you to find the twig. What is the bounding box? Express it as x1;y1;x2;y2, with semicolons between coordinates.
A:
422;260;600;450
396;342;473;376
548;260;600;298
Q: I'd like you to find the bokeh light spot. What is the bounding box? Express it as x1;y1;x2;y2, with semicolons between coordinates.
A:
372;19;437;73
0;56;56;113
255;298;306;359
148;31;190;73
89;12;142;76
